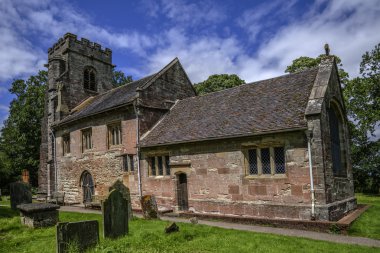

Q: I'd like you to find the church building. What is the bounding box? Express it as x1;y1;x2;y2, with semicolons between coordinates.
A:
39;33;356;221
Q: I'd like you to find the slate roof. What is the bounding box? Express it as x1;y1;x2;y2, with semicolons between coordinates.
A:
140;67;319;147
57;74;155;125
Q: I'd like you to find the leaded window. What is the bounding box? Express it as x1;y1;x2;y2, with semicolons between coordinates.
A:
248;149;258;175
247;147;286;175
84;67;96;91
329;105;347;177
82;128;92;152
108;123;122;147
123;155;134;172
274;147;285;174
62;134;70;155
149;155;170;176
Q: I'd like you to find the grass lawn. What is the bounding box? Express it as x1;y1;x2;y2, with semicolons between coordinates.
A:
0;205;379;253
349;193;380;240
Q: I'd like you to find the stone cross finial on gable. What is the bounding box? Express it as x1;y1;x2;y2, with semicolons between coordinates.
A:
324;43;330;56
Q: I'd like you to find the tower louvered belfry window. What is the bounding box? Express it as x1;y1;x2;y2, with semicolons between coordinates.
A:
84;67;96;91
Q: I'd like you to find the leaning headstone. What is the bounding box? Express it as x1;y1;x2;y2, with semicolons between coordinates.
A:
140;195;159;219
56;220;99;253
165;222;179;233
10;182;32;210
102;189;128;238
109;180;132;220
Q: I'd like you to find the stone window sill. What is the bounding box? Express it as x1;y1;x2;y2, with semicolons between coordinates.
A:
245;174;287;180
148;175;171;179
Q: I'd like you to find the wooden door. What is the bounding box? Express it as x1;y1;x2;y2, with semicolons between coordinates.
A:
177;173;188;211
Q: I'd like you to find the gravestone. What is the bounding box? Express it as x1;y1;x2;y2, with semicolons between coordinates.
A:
109;180;132;220
102;189;129;238
17;203;60;228
165;222;179;233
56;220;99;253
10;182;32;210
140;195;159;219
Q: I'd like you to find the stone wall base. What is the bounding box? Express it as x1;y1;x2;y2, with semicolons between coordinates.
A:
182;197;357;221
318;197;357;221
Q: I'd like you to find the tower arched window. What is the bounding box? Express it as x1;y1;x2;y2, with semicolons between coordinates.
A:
84;67;97;91
328;101;347;177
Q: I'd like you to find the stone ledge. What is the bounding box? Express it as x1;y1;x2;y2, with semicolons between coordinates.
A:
173;204;369;233
17;203;60;213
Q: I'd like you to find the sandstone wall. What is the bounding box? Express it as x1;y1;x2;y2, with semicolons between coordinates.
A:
55;108;140;204
141;131;321;220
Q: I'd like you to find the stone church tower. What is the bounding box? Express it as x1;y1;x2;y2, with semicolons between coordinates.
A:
39;33;114;195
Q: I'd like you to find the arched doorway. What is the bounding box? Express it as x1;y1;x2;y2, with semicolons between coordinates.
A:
176;173;188;211
80;171;94;204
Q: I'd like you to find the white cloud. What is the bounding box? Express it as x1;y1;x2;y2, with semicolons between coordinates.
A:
142;0;226;27
148;0;380;83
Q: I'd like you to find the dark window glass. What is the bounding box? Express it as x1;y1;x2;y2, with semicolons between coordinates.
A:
261;148;271;174
165;156;170;175
150;157;156;176
157;156;163;175
274;147;285;174
329;108;342;176
248;149;258;175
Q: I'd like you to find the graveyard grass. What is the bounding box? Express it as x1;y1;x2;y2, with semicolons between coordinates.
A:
0;194;379;253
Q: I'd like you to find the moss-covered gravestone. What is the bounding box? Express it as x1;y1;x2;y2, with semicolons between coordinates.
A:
10;182;32;210
109;180;132;220
140;195;159;219
103;189;129;238
56;220;99;253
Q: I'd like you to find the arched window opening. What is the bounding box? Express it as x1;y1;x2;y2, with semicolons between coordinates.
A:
328;102;347;177
83;67;96;91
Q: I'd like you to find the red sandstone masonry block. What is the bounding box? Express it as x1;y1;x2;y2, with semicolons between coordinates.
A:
217;168;230;174
233;204;245;216
228;185;239;194
196;168;207;175
248;185;267;195
291;185;303;197
231;194;243;201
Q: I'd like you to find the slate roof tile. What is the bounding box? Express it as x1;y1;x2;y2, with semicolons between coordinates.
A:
140;67;319;147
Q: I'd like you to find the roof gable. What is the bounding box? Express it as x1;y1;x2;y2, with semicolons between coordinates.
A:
56;57;188;126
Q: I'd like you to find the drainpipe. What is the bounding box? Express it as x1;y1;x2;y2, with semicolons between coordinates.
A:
133;100;142;198
306;130;316;220
49;128;58;193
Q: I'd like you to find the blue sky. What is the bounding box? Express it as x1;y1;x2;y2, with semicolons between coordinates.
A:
0;0;380;133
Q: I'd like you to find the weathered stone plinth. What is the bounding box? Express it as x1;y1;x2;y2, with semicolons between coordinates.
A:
17;203;60;228
141;195;159;219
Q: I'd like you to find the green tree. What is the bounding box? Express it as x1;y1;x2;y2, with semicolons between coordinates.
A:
285;54;349;85
194;74;245;95
0;70;47;187
345;44;380;193
112;70;133;87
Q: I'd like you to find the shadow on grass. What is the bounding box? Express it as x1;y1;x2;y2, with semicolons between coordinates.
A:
0;206;18;218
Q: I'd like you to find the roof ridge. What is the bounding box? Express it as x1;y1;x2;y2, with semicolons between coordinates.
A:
187;67;320;101
137;57;179;90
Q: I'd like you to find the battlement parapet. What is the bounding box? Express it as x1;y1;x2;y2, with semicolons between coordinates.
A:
48;33;112;63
